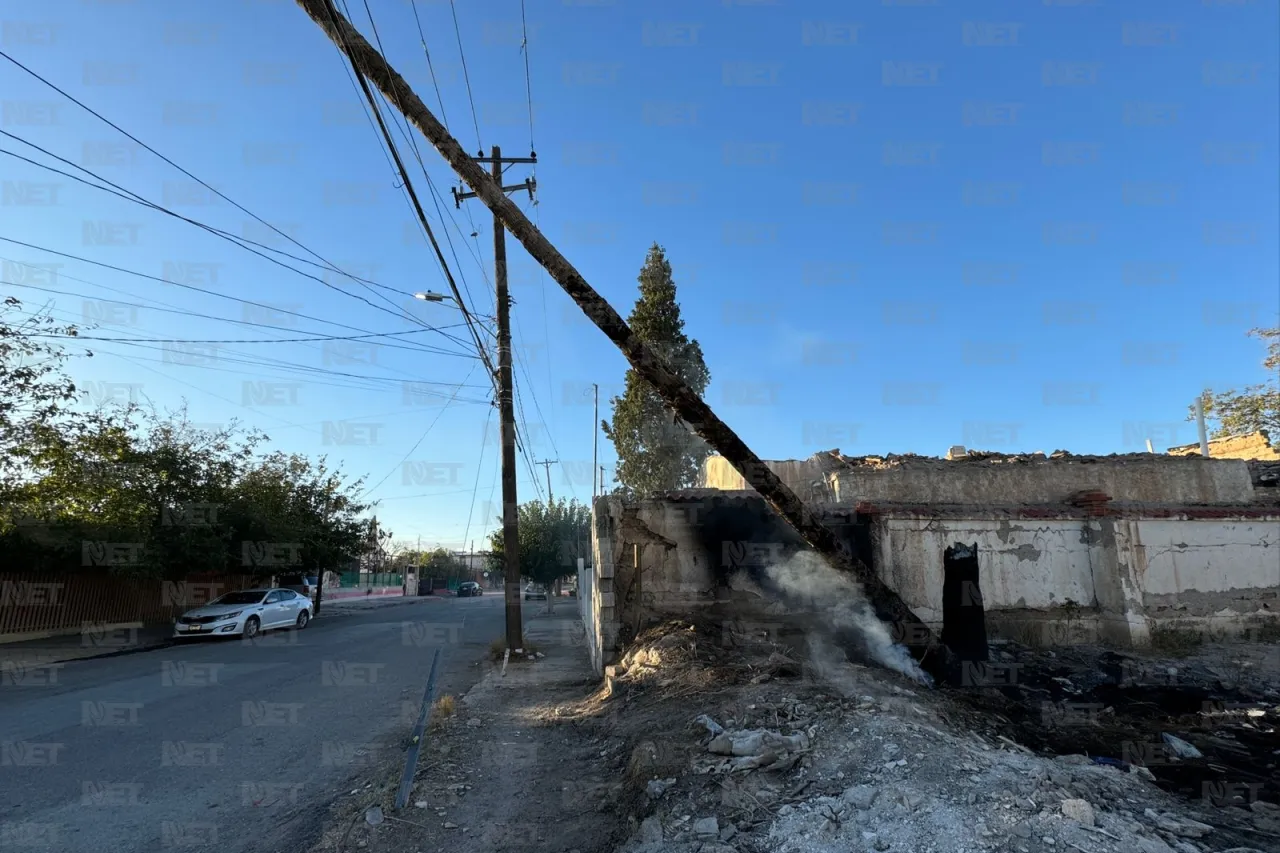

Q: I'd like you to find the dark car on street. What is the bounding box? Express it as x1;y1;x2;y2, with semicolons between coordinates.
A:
457;581;482;597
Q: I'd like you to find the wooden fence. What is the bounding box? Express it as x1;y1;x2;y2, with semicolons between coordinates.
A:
0;572;260;636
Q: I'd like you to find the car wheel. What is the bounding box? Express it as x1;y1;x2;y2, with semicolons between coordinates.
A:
243;616;261;639
295;610;310;630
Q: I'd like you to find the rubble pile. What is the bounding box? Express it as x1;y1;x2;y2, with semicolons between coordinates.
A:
605;623;1277;853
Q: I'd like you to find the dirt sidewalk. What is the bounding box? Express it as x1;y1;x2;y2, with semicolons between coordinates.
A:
310;601;625;853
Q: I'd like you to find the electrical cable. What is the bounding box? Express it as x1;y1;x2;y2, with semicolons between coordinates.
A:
449;0;483;154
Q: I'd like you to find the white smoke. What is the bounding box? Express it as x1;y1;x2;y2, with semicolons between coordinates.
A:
764;550;933;687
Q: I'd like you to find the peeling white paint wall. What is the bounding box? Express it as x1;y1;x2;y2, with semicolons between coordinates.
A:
1136;519;1280;597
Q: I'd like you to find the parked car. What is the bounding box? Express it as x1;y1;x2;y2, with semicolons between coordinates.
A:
457;581;482;598
277;574;320;598
523;583;547;601
174;588;311;639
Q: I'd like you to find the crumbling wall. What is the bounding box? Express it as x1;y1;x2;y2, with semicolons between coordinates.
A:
1169;430;1280;461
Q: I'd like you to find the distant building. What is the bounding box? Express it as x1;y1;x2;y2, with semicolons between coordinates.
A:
1168;430;1280;461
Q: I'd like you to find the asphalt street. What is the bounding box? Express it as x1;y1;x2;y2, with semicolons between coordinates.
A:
0;594;508;853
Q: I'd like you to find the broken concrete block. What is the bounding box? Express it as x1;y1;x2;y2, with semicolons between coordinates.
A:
1060;798;1095;827
639;816;662;845
842;784;879;810
693;817;719;837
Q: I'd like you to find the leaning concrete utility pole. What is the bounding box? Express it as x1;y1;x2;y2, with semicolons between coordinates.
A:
294;0;952;674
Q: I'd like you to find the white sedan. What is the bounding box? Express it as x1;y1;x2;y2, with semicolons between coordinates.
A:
173;588;311;639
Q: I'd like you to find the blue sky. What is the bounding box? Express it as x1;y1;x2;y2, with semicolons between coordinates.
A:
2;0;1277;549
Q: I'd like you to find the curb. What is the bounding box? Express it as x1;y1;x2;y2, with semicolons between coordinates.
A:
4;639;177;667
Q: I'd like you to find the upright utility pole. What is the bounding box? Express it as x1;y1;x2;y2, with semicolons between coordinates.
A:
592;383;599;504
454;144;536;651
534;459;558;502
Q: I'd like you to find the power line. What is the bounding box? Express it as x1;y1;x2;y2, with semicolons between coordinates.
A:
519;0;536;158
0;48;445;332
408;0;450;131
0;236;479;360
459;402;494;554
0;138;475;347
34;328;460;345
319;0;500;396
449;0;483;154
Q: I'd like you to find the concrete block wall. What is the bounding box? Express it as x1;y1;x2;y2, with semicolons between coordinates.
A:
581;491;1280;665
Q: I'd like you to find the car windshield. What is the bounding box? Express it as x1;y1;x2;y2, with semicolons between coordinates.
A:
209;590;267;606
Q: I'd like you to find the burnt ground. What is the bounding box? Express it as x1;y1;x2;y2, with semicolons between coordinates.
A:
939;639;1280;809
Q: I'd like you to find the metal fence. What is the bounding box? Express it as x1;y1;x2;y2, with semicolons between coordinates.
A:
0;572;261;636
336;571;404;589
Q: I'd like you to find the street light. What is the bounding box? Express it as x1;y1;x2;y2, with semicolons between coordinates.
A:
413;291;453;303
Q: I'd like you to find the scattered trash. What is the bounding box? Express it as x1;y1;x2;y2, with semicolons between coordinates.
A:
646;778;676;799
694;714;725;736
364;806;383;826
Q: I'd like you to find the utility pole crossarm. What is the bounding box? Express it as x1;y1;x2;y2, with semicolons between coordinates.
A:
294;0;953;679
453;176;535;208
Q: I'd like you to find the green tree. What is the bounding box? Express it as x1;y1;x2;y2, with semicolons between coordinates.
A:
1190;327;1280;441
486;499;589;588
602;244;711;496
